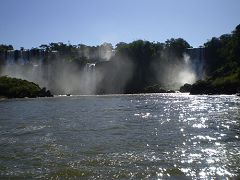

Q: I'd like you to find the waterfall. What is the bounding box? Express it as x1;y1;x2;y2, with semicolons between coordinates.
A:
0;49;48;87
0;49;101;95
83;63;97;94
6;50;15;65
18;50;29;65
85;63;96;72
186;47;205;80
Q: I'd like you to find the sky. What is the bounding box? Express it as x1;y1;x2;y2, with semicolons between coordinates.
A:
0;0;239;49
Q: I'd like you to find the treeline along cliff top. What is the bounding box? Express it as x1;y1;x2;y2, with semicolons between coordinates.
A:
0;24;240;96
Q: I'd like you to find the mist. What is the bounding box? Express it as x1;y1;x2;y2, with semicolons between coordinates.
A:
154;53;196;89
0;47;133;95
0;41;205;94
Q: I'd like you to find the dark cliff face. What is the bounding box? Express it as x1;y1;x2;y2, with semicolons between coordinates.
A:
186;48;206;80
179;83;192;93
189;80;240;95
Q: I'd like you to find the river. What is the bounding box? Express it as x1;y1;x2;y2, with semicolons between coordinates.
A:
0;93;240;179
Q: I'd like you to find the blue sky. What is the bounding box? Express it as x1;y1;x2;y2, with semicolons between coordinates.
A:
1;0;239;49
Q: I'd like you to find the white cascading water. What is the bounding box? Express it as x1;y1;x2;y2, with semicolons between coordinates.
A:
1;50;47;87
83;63;97;94
187;47;205;80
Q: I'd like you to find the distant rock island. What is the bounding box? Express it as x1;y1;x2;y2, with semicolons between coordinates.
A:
0;76;52;98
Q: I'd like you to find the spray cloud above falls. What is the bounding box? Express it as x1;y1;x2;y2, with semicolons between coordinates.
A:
0;39;206;95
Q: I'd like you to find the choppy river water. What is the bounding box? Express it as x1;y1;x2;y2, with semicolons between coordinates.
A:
0;94;240;179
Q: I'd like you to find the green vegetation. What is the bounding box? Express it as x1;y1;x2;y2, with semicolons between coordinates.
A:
189;24;240;95
0;44;13;51
1;24;240;95
0;76;52;98
0;38;188;94
112;39;190;93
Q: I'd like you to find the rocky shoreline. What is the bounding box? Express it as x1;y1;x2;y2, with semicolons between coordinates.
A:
180;81;240;95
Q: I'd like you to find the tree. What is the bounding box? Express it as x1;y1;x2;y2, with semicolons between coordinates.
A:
164;38;191;58
39;44;50;51
0;44;13;52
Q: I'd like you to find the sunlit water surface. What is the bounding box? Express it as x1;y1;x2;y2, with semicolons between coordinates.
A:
0;94;240;179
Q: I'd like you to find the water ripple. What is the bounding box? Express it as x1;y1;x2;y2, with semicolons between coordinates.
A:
0;94;239;179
